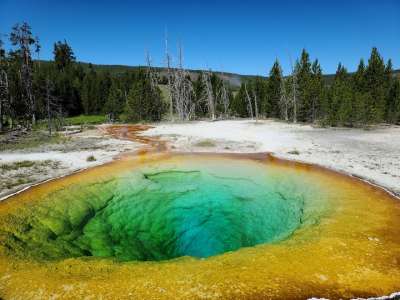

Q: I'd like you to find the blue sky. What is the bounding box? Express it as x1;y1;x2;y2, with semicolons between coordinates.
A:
0;0;399;75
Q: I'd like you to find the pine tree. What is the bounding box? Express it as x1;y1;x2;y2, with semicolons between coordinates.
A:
365;47;386;123
296;49;313;122
310;59;324;122
97;72;112;113
231;83;249;117
9;22;39;126
387;78;400;124
104;80;125;121
266;59;282;118
335;64;353;126
53;40;76;71
193;74;207;117
251;77;267;118
351;59;366;124
51;41;82;116
353;59;366;92
210;73;221;117
327;63;353;126
125;71;165;122
384;59;393;121
81;65;97;114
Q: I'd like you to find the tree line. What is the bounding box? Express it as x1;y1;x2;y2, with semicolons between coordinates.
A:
0;22;399;134
0;22;166;133
233;48;400;126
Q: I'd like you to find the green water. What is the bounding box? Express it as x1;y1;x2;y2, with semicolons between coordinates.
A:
0;157;326;261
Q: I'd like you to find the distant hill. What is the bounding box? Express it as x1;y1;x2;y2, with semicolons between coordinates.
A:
39;60;400;88
73;61;259;89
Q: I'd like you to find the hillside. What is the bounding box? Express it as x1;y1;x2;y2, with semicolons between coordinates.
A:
38;60;399;88
82;63;400;87
75;62;259;88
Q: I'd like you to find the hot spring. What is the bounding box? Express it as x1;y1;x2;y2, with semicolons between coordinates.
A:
0;153;399;299
0;154;323;262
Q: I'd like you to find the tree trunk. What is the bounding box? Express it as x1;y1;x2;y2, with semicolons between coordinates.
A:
290;58;297;124
203;72;215;120
0;98;3;132
253;92;259;122
46;79;52;136
244;83;253;119
0;70;9;132
165;32;173;121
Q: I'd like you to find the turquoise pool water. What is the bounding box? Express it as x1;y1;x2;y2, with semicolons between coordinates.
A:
0;156;324;261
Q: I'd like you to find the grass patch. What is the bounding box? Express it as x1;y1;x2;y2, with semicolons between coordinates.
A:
194;139;217;147
31;114;105;131
1;160;35;171
0;160;62;192
14;161;36;168
65;115;106;126
0;160;58;171
32;120;48;130
0;131;68;152
4;178;32;190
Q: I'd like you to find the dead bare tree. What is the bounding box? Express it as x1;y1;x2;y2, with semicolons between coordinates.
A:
173;44;185;120
145;49;158;91
279;76;289;121
46;78;52;135
34;36;41;69
164;30;174;121
289;56;298;123
45;78;63;136
278;62;289;121
10;23;39;127
244;83;254;120
0;36;10;132
218;73;229;118
202;71;216;120
252;89;259;122
171;43;194;121
0;69;9;132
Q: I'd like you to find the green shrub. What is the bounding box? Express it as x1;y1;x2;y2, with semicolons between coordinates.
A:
287;150;300;155
86;155;97;162
194;139;216;147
